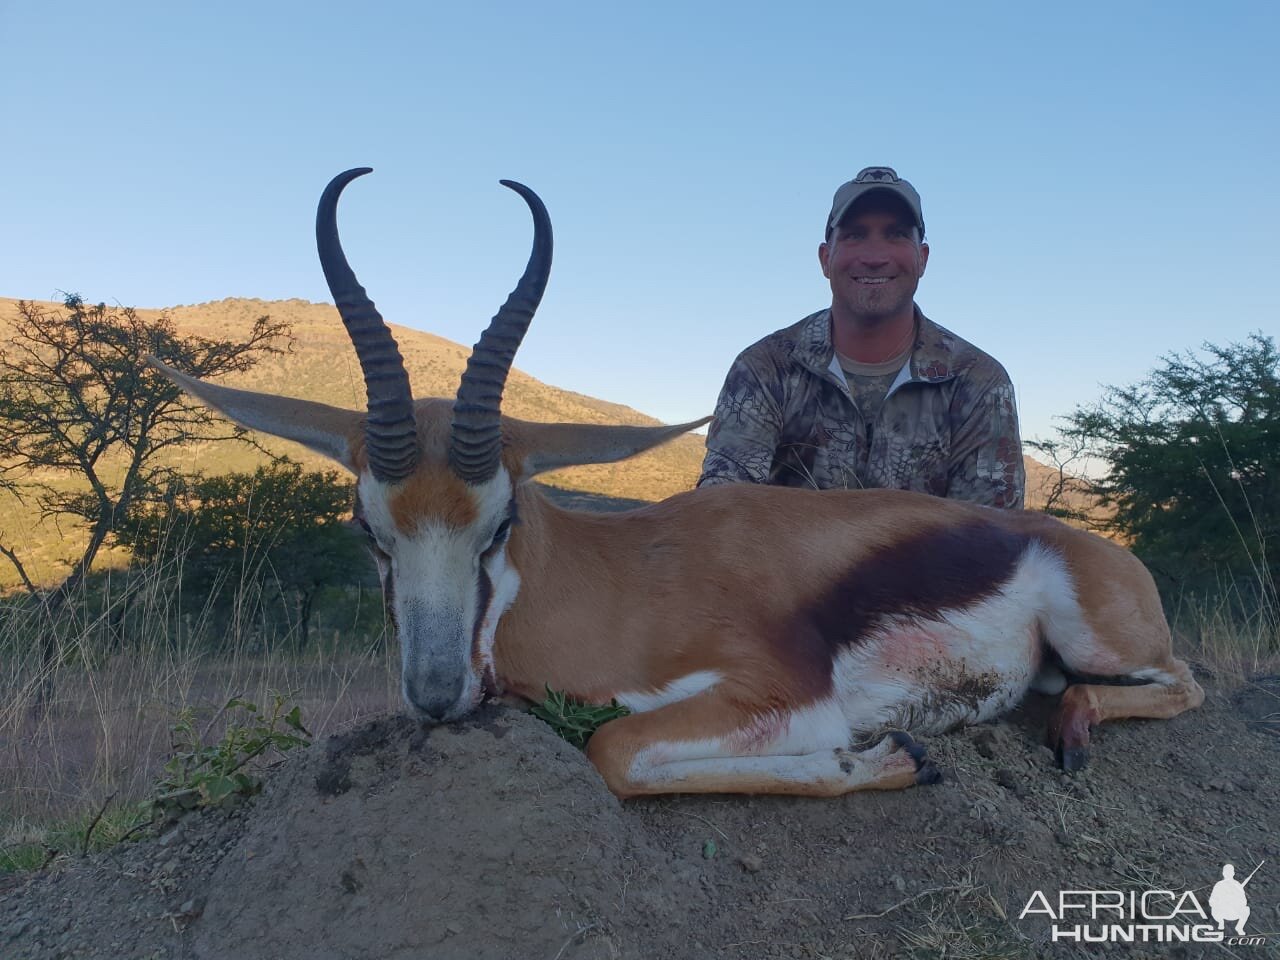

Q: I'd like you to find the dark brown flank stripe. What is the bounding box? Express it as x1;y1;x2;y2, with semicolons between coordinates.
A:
778;521;1031;699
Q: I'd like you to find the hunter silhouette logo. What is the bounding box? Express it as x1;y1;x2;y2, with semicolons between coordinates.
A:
1210;861;1263;935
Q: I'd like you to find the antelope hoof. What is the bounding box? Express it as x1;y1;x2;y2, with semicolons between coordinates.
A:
1057;744;1090;772
916;759;943;785
1048;688;1099;772
887;730;943;785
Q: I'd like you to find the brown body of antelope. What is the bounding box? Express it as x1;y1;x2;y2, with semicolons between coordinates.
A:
152;169;1204;799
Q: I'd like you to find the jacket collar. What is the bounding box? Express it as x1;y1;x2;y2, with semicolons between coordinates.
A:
794;306;962;388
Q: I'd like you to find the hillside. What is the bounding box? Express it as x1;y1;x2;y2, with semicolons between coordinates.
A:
0;296;1085;586
0;296;716;586
0;296;706;496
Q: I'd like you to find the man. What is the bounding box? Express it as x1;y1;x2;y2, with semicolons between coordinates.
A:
699;166;1024;509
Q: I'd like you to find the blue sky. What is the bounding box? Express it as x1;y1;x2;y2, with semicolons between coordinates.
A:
2;1;1276;446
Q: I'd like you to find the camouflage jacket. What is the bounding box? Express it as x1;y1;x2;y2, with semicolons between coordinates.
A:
698;308;1025;509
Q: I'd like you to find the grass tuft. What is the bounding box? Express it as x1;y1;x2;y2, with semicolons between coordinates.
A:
529;687;631;749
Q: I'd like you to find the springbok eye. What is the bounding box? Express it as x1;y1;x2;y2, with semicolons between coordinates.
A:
491;518;511;546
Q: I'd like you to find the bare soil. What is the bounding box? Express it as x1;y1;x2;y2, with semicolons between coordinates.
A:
1;673;1277;960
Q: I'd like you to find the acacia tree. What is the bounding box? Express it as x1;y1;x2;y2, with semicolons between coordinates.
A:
1024;431;1098;526
0;294;291;607
1054;333;1278;611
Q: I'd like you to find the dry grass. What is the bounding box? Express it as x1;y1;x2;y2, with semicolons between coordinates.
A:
0;554;398;862
839;866;1026;959
1165;501;1279;685
1174;597;1280;685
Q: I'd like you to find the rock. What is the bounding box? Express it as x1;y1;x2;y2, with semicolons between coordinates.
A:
969;726;1001;759
994;768;1028;797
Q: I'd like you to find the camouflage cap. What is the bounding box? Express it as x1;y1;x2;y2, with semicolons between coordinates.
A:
826;166;925;240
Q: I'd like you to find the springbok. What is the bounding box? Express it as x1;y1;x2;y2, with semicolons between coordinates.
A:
151;168;1204;798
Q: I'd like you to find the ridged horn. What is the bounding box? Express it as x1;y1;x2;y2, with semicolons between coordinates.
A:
449;180;553;485
316;168;418;483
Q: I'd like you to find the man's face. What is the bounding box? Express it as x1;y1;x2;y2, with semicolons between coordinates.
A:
818;202;929;325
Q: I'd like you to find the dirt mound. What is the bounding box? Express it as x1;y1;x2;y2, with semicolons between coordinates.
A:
3;680;1279;959
190;708;696;959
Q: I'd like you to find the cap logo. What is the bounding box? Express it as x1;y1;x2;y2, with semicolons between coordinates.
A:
855;166;900;183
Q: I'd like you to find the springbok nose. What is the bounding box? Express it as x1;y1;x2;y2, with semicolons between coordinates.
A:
403;672;467;722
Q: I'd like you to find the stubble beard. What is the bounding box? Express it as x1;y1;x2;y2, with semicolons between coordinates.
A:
839;277;915;328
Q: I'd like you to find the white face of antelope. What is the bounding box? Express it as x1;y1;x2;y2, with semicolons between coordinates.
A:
154;169;554;720
355;462;522;723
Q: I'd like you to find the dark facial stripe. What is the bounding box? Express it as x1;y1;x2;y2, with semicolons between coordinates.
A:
379;557;397;631
471;496;518;657
472;564;494;650
779;521;1030;698
353;489;398;626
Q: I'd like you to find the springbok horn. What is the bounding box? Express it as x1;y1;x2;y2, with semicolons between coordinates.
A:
316;168;418;483
449;180;553;485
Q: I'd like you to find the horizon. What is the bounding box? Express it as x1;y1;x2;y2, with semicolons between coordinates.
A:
3;1;1276;447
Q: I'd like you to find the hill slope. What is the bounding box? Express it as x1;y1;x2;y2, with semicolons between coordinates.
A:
0;296;1080;586
0;296;706;498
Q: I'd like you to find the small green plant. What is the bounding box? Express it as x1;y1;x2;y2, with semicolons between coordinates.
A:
148;693;311;818
530;686;630;749
1;803;151;874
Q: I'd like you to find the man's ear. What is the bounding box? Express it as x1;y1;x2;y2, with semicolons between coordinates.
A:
918;241;930;278
818;240;831;279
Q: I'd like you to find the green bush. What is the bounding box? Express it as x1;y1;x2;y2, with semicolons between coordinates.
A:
118;460;375;648
147;694;311;819
1055;333;1277;627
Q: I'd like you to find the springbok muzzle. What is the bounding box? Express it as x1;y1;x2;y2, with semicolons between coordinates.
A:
402;665;469;722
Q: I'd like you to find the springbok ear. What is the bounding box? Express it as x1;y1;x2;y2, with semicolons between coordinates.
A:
148;358;366;474
510;416;712;479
